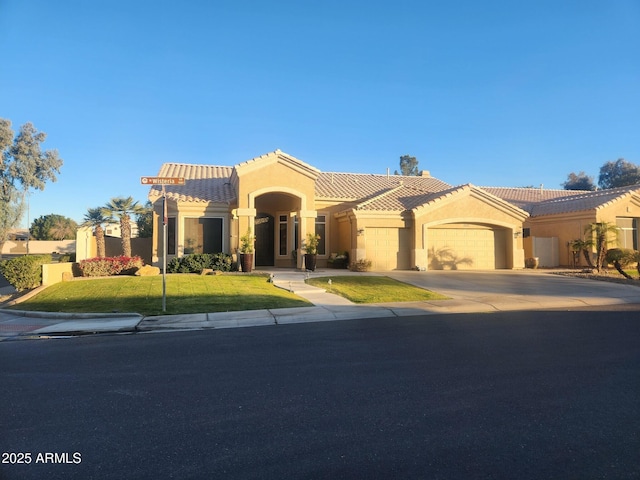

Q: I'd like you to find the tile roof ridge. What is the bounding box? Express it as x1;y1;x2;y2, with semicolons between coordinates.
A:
162;161;234;168
480;185;591;193
537;186;635;203
355;184;404;210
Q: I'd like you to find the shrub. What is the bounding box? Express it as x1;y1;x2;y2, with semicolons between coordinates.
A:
0;254;52;291
166;253;234;274
605;248;635;279
350;258;372;272
79;256;143;277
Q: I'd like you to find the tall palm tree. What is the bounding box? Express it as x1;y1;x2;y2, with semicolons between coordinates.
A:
81;208;108;258
102;196;145;257
584;221;620;272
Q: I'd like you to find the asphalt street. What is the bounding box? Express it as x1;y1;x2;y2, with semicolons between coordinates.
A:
1;308;639;480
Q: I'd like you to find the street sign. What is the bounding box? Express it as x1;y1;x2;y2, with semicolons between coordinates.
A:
140;176;185;185
140;176;185;313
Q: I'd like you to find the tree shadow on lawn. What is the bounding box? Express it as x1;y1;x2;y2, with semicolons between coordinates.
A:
8;291;311;316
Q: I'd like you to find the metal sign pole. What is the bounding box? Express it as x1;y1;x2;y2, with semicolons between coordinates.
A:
162;186;167;313
140;176;184;313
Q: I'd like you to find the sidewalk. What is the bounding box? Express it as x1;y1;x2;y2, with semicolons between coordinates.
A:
1;268;639;340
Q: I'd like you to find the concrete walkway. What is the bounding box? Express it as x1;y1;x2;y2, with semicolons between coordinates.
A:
1;268;639;340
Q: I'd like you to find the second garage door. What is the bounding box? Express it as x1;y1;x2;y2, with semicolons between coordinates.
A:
428;224;507;270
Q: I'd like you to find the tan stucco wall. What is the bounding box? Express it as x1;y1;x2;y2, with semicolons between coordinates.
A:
524;213;595;267
525;198;640;266
42;262;75;286
233;156;319;268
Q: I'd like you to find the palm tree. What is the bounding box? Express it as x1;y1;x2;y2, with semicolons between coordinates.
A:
102;196;145;257
569;239;595;269
81;208;108;258
584;221;620;272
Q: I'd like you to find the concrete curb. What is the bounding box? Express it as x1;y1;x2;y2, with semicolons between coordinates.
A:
0;308;143;320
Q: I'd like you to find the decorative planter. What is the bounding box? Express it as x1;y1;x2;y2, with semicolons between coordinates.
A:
241;253;254;273
304;253;317;272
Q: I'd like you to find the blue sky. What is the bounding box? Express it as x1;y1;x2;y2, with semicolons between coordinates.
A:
1;0;638;227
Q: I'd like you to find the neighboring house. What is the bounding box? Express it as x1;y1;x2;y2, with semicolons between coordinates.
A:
485;186;640;267
104;222;140;238
147;150;640;270
8;229;30;241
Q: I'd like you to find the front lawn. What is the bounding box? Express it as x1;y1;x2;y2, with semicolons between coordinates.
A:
8;274;311;316
306;276;448;303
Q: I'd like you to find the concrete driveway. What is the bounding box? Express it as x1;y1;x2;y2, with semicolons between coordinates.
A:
385;270;640;312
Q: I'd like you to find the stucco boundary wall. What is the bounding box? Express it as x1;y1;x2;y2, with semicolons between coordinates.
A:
42;262;75;286
1;240;75;256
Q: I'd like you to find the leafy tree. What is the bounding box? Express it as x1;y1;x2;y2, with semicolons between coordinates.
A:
30;214;77;240
0;119;63;256
135;201;153;238
81;208;108;258
394;154;421;176
598;158;640;189
102;196;145;257
562;171;595;191
49;216;78;240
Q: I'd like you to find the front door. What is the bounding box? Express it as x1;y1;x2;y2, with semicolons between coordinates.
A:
255;213;274;266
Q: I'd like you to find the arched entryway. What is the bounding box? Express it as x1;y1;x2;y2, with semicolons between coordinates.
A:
249;190;311;268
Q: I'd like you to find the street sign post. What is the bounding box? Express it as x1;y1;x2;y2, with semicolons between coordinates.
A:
140;176;185;186
141;177;185;312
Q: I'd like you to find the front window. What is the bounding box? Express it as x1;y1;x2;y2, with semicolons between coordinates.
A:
278;215;288;256
315;215;326;255
167;217;176;255
616;217;638;249
183;218;223;254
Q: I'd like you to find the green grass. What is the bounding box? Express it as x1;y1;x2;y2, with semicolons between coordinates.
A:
306;276;448;303
9;274;311;316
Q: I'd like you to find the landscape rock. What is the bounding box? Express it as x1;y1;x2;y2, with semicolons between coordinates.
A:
135;265;161;276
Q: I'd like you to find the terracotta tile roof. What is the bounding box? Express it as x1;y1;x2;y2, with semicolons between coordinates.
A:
316;172;451;200
528;186;640;216
148;158;640;218
482;186;640;216
480;187;589;212
149;163;453;207
148;163;236;204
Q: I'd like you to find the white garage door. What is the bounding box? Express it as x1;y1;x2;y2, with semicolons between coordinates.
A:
365;227;411;271
428;225;506;270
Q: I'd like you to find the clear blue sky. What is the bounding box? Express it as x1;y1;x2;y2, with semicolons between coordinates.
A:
1;0;638;227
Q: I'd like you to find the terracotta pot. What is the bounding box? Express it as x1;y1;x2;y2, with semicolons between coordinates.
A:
304;253;317;271
241;253;254;273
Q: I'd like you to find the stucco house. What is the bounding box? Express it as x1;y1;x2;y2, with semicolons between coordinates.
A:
486;186;640;267
147;150;640;271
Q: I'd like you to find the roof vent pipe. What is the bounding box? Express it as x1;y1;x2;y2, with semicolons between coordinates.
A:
387;168;390;179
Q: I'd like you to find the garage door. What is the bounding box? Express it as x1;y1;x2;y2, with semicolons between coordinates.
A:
428;225;506;270
365;227;411;271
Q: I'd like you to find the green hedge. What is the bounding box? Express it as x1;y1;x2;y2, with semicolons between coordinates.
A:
167;253;234;273
0;254;52;291
78;256;144;277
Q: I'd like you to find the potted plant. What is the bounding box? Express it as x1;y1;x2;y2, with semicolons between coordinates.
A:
239;228;255;273
302;233;320;271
